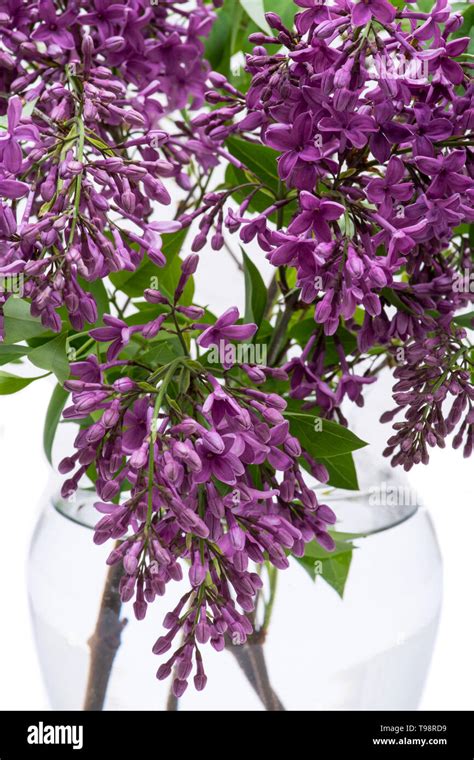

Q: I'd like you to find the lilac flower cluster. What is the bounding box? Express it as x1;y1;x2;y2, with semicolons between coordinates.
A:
381;328;474;467
59;266;336;695
0;0;215;334
190;0;474;461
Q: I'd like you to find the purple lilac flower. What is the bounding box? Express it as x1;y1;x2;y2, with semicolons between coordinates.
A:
31;0;77;49
411;104;453;157
265;112;321;190
0;97;38;172
288;193;345;242
318;109;378;153
351;0;396;27
90;316;138;362
196;307;257;368
416;150;473;197
366;157;413;216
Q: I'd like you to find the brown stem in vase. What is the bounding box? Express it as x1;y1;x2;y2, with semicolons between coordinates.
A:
83;560;127;711
226;631;285;711
225;567;284;712
166;688;179;711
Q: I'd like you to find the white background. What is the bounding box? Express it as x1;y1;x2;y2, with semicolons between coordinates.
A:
0;244;473;710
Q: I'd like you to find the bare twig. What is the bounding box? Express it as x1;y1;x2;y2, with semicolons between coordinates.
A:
83;561;127;711
226;633;285;711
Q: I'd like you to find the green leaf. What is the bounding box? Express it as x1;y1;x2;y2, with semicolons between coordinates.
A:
43;383;70;464
285;403;363;489
239;0;271;33
85;133;115;157
154;228;188;265
0;370;47;394
285;410;368;458
242;250;267;328
205;14;232;73
453;311;474;329
29;334;69;383
141;339;183;366
296;546;353;597
205;0;241;75
109;264;157;298
0;344;30;365
289;317;316;346
226;135;281;194
3;299;50;344
319;552;353;598
318;453;360;490
125;305;167;327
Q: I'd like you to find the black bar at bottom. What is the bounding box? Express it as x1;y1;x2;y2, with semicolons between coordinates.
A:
0;710;472;755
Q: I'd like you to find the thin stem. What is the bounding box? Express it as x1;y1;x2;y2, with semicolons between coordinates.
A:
70;337;95;360
68;117;85;246
262;564;278;632
172;310;190;357
267;289;299;366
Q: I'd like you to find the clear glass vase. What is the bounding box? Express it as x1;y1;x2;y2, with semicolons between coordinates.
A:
28;475;442;711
